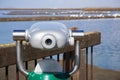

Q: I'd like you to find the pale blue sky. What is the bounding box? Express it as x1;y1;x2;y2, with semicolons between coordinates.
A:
0;0;120;8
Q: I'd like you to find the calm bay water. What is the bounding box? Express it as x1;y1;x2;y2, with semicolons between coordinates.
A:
0;18;120;71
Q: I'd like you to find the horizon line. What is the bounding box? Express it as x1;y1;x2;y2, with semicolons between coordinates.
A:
0;7;120;11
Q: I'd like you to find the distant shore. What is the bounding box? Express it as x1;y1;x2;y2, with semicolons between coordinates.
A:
0;16;120;22
0;8;120;21
0;8;120;11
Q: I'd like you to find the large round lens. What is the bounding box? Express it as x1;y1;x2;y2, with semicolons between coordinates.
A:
42;34;56;49
45;39;52;45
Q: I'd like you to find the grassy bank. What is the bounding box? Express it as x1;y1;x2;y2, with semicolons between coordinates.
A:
0;16;120;22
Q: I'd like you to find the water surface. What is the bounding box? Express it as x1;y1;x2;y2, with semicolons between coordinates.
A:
0;18;120;71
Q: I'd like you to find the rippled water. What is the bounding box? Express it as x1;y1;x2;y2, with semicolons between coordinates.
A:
0;18;120;71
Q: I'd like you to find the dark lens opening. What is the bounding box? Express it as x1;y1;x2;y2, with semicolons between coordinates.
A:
45;39;52;45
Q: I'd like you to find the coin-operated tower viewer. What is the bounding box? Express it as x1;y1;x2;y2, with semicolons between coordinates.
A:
13;22;84;80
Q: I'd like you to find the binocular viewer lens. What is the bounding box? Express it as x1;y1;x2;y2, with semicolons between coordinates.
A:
41;34;57;49
45;39;52;45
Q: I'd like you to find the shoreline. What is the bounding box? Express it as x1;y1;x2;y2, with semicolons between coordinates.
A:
0;8;120;21
0;16;120;22
0;8;120;11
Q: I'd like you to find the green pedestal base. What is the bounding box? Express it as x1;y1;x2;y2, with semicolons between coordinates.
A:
28;71;70;80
